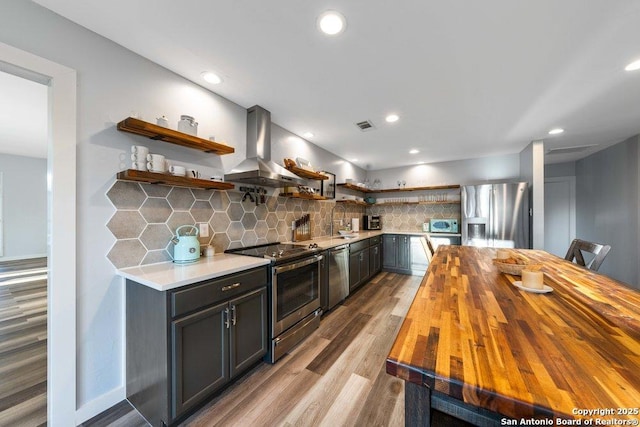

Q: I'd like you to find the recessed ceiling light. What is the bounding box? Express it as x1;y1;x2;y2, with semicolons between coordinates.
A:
624;59;640;71
201;71;222;84
351;158;358;162
385;114;399;123
318;11;346;36
548;128;564;135
409;149;419;154
303;132;314;139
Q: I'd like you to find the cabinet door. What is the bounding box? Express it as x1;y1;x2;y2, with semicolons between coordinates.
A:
382;235;398;268
370;243;381;275
229;287;268;378
359;247;370;283
171;301;228;418
398;235;410;270
349;250;361;290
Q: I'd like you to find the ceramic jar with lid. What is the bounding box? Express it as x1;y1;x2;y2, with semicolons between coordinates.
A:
177;115;198;136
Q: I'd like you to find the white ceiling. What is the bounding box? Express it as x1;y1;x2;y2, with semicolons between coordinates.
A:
0;70;48;159
34;0;640;170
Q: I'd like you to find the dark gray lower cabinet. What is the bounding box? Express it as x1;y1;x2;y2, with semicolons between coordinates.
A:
383;234;411;274
172;301;228;418
369;242;381;278
349;239;370;292
171;287;267;419
127;266;268;426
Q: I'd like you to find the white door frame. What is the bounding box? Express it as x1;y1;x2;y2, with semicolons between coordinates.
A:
0;42;77;425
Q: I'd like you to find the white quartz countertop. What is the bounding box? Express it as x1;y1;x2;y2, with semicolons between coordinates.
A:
117;253;271;291
288;230;460;249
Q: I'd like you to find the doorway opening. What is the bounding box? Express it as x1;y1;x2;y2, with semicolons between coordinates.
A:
0;42;77;424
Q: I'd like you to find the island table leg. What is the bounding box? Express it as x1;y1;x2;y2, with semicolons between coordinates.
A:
405;381;431;426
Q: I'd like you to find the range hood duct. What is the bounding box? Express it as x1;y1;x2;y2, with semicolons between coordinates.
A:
224;105;306;187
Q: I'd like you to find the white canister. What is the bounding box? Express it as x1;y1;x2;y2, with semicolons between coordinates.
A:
177;115;198;136
351;217;360;232
156;115;169;128
204;245;215;257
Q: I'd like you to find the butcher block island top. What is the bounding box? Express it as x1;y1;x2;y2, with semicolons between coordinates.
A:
386;245;640;424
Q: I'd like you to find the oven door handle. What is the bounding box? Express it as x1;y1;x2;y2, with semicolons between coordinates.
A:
274;254;323;274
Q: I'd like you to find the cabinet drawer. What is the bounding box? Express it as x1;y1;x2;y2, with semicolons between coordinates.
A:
369;235;381;245
171;267;268;318
350;239;369;253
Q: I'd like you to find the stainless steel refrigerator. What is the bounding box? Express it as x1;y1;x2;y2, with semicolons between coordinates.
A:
461;182;530;249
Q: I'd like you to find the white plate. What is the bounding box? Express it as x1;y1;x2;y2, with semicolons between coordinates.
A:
513;281;553;294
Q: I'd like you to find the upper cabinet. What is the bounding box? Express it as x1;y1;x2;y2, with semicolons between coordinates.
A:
117;117;235;155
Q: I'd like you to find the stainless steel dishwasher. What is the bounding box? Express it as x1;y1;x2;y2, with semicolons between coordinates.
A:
328;244;349;310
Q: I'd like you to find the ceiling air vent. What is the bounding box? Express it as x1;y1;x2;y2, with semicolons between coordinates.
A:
546;145;597;155
355;120;376;132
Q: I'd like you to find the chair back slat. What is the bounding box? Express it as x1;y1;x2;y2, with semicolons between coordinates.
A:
564;238;611;272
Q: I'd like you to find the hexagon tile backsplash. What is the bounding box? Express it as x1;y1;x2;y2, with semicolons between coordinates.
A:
105;181;461;269
105;181;365;269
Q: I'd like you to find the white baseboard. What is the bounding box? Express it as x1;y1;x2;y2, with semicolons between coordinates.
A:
75;386;125;425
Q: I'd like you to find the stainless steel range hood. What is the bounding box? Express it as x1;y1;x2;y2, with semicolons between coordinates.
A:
224;105;306;187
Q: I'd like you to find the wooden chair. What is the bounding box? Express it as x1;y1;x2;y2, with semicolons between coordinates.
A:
564;238;611;272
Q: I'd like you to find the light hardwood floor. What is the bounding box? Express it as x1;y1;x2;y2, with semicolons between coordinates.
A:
85;271;425;426
0;258;48;427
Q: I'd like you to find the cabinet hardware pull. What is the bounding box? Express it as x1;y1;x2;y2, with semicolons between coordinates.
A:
231;305;237;326
224;307;230;329
221;282;241;291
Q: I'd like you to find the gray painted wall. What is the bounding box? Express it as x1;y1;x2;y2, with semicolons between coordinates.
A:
0;153;47;259
366;154;521;188
545;161;576;178
575;135;639;287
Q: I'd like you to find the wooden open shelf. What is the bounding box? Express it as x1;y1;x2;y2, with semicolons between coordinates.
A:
376;201;461;206
336;199;370;206
117;117;235;155
279;192;327;200
374;184;460;193
117;169;234;190
282;159;329;180
337;183;376;193
284;165;329;180
337;183;460;193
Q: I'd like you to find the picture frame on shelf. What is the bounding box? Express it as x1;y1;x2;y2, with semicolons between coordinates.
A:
320;171;336;199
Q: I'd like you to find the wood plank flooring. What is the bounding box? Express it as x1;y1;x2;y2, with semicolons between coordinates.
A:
0;258;48;427
84;271;425;426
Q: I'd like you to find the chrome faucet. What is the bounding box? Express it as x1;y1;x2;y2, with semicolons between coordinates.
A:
330;203;347;236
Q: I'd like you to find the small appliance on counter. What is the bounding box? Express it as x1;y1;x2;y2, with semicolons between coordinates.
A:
351;217;360;232
363;215;381;230
430;218;458;234
171;225;200;263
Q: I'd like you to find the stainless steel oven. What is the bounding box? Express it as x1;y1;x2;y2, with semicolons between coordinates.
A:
271;254;322;361
225;242;323;363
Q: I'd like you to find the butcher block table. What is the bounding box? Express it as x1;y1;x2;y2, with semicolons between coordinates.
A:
386;245;640;426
